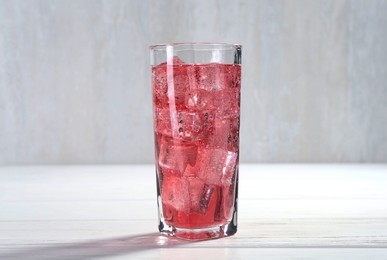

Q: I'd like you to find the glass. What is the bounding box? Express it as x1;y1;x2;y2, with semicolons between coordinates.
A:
150;43;242;240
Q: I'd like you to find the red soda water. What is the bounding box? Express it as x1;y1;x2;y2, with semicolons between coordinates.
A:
152;57;241;229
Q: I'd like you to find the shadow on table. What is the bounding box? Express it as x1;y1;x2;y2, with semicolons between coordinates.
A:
0;233;189;260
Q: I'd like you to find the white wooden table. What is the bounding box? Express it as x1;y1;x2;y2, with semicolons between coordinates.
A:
0;164;386;259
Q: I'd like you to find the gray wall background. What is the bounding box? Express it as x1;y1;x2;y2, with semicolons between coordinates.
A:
0;0;386;164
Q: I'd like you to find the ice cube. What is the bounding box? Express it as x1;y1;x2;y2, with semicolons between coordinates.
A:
183;163;199;178
161;175;190;213
154;108;172;136
158;136;197;174
197;148;238;186
193;64;223;92
152;65;168;107
208;117;239;151
189;64;240;92
177;110;215;143
215;185;235;221
209;88;240;118
187;177;204;212
199;184;215;213
221;151;238;186
184;89;210;110
166;63;189;109
199;111;215;140
152;57;190;109
223;182;235;213
220;65;241;89
176;111;202;139
227;117;240;151
155;108;206;141
158;165;181;177
167;56;186;65
231;65;241;88
170;71;188;107
208;118;230;149
187;177;215;214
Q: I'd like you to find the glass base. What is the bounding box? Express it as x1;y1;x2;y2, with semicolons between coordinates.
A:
157;195;238;241
159;217;237;241
156;169;239;241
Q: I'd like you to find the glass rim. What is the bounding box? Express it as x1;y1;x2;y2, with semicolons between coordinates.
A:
149;42;242;51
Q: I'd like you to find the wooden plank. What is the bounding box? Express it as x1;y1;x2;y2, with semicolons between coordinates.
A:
0;165;386;259
0;218;386;259
2;247;387;260
0;219;386;247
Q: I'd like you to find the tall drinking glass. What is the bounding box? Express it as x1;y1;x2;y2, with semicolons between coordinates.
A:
150;43;242;240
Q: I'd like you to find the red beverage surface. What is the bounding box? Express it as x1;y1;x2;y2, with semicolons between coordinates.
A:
152;57;241;229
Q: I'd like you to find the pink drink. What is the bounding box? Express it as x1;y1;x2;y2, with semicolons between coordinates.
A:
152;57;241;232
